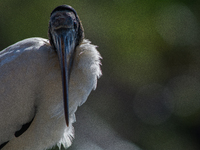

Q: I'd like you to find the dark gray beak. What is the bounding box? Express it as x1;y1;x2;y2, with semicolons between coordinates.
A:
53;28;76;126
49;5;84;126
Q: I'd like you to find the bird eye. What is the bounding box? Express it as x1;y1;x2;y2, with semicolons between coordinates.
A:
74;21;78;30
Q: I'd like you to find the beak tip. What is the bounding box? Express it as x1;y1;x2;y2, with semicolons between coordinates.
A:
66;118;69;127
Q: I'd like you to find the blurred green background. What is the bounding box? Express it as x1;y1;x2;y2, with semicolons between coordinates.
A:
1;0;200;149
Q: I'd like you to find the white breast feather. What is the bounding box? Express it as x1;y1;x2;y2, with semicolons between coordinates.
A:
51;39;102;149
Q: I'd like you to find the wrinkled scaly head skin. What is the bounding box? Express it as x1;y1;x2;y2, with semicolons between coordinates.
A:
48;5;84;126
48;5;84;49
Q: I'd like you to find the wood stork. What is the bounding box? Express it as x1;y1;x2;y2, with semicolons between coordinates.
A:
0;5;102;150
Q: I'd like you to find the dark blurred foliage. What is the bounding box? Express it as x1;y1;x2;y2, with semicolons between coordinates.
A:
1;0;200;149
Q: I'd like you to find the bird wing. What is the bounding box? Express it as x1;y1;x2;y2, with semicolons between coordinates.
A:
0;37;51;145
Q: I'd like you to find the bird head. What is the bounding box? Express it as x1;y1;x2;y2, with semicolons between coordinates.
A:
48;5;84;126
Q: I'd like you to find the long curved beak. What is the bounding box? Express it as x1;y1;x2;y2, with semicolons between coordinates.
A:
53;29;76;126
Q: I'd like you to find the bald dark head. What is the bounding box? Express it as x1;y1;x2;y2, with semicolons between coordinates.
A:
48;5;84;49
